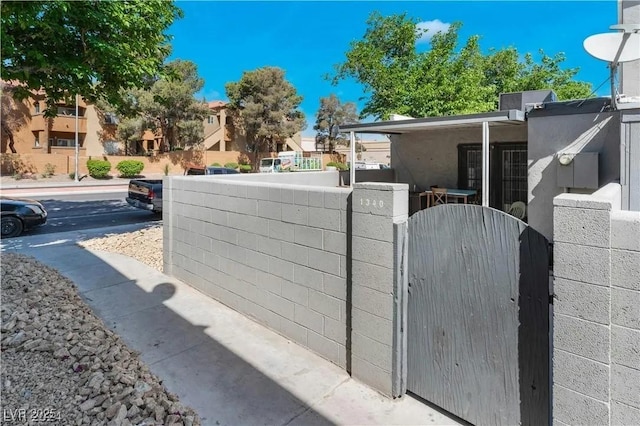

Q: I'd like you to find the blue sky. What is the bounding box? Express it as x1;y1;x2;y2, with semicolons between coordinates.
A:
168;1;618;136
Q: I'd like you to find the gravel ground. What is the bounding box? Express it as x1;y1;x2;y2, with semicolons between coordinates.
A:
78;226;163;272
1;228;199;425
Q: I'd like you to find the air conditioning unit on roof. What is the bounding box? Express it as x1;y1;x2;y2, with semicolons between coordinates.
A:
499;90;558;111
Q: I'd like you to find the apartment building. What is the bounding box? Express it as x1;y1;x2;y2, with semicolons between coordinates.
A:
0;81;117;156
1;84;301;157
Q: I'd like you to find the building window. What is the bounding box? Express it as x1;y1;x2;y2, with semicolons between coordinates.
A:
207;115;215;124
57;106;77;116
34;136;40;147
51;138;76;147
34;102;40;114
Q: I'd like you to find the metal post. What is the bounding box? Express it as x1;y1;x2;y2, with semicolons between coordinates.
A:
350;131;356;186
482;121;489;207
74;94;79;182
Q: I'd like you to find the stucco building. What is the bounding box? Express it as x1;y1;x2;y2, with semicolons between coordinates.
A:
1;87;302;158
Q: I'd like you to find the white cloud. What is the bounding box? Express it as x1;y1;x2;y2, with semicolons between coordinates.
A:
416;19;451;44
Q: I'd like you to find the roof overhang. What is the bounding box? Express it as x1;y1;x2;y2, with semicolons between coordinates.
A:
339;109;526;134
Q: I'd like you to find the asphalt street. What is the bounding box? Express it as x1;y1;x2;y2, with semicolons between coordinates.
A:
4;191;160;237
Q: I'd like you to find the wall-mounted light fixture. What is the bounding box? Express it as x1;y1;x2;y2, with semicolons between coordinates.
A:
558;153;575;166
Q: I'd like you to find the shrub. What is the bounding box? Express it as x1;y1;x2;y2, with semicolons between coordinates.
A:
210;162;222;167
224;162;239;170
239;164;252;173
13;173;23;180
87;159;112;179
115;160;144;178
327;161;348;171
41;163;56;178
163;163;170;176
69;172;76;180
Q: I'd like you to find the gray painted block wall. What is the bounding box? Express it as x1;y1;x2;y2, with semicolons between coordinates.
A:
163;174;352;368
350;182;408;397
553;183;640;425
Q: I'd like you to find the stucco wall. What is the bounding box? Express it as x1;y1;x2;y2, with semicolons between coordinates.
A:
0;151;247;175
553;183;640;425
85;105;101;156
620;0;640;97
528;111;620;241
163;173;351;368
389;125;527;192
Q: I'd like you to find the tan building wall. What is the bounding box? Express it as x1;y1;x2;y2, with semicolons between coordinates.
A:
0;151;252;176
300;137;391;165
0;150;345;177
1;85;97;156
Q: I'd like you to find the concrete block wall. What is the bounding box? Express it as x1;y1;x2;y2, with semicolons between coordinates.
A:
350;183;408;397
163;173;351;368
610;208;640;424
553;183;640;425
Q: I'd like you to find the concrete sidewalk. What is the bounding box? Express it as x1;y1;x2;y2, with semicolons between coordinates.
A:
3;226;462;426
0;173;172;197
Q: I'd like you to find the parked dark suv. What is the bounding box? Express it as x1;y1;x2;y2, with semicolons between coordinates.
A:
1;197;48;238
185;166;239;176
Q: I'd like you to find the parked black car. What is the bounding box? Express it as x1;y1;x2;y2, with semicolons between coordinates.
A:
1;197;48;238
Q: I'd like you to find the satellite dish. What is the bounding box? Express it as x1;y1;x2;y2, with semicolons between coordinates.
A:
583;26;640;110
583;32;640;63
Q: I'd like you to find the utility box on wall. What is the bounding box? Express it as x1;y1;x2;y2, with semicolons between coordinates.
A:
556;152;599;189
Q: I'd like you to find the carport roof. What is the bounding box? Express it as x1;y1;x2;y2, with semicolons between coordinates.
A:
339;109;526;134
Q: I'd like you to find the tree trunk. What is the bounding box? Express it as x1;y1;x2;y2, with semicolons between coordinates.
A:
1;123;17;153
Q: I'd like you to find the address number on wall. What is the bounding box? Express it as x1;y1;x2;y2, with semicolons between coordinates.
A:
360;198;384;208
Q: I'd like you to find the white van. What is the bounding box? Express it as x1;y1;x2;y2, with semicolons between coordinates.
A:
259;151;323;173
259;158;282;173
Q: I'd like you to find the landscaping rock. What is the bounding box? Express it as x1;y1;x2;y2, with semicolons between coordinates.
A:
0;253;200;425
78;226;163;272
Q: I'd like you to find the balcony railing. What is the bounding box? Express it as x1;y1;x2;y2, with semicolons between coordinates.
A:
29;114;88;133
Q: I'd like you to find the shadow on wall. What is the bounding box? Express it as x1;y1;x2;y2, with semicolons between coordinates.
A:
6;244;332;426
1;88;31;154
528;111;620;241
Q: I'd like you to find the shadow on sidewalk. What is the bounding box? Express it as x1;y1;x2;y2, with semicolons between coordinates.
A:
9;244;332;426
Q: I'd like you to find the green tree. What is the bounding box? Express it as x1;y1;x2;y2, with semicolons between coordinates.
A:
114;117;145;156
225;67;306;168
106;60;209;152
1;0;182;115
313;94;359;152
331;12;593;120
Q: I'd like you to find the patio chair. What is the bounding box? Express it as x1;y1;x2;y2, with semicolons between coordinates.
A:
508;201;527;220
430;187;448;206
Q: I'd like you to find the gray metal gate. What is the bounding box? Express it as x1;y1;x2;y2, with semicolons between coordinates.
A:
407;204;550;425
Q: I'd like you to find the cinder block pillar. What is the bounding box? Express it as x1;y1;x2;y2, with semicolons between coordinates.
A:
351;182;408;397
552;191;616;425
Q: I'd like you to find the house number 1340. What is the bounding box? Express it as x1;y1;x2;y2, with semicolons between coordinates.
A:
360;198;383;208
